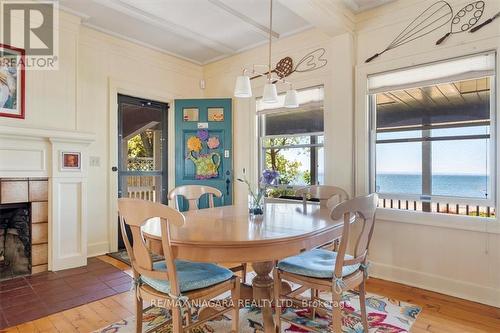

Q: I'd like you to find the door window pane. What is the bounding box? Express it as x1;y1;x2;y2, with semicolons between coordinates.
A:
208;108;224;121
183;108;199;122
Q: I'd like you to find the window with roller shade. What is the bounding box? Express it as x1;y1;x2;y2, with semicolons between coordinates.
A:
369;53;496;217
257;86;324;191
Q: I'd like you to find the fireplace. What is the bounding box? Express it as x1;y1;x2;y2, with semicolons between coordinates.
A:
0;178;49;280
0;203;31;280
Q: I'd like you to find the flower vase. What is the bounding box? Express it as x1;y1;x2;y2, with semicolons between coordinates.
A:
248;194;264;220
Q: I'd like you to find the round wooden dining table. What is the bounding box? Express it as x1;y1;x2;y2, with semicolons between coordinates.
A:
142;202;345;333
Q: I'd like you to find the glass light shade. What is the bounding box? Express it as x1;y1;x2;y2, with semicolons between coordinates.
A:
284;89;299;108
234;75;252;97
262;82;278;103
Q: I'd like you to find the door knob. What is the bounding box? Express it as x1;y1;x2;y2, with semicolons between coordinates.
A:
111;166;118;172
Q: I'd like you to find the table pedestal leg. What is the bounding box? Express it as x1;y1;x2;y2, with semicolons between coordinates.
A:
252;261;275;333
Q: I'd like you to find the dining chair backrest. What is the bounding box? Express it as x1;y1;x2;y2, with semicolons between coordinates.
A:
168;185;222;211
295;185;349;208
118;198;185;296
330;193;378;278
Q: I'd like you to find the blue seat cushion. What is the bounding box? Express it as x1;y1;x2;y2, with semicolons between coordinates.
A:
277;249;360;279
141;260;233;293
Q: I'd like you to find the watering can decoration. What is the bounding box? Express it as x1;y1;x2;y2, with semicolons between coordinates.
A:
186;130;221;180
188;151;221;179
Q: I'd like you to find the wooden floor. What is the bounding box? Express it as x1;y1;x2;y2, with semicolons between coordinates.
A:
2;255;499;332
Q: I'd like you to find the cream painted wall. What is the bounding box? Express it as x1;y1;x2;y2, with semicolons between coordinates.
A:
204;29;355;205
354;0;500;307
0;11;204;257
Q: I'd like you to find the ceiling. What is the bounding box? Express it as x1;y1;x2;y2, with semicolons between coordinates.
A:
60;0;394;65
376;78;491;129
344;0;395;12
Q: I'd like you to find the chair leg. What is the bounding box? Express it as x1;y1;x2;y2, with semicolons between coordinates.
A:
333;238;341;252
136;295;143;333
331;290;342;333
185;305;192;333
242;263;248;284
231;278;241;333
273;268;282;333
172;306;183;333
310;288;318;320
359;279;369;332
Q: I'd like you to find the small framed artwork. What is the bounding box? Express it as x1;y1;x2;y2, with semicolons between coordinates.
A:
0;44;25;119
61;152;81;171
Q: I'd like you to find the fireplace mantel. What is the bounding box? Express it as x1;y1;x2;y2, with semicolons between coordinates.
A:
0;125;95;142
0;125;96;272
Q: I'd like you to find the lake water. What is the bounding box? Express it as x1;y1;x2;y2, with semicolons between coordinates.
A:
376;174;490;199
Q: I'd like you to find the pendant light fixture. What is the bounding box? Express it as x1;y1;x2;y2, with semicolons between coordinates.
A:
234;72;252;97
233;0;299;108
284;86;298;108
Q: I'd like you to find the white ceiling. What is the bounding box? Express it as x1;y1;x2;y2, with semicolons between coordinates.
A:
345;0;396;12
60;0;394;65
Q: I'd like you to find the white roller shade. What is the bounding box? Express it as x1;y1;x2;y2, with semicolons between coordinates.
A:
257;86;324;115
368;53;496;94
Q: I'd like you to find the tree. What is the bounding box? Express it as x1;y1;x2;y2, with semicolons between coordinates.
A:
128;131;154;158
264;137;302;185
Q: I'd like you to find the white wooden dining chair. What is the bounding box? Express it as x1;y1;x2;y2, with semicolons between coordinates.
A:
168;185;223;211
295;185;349;208
168;184;248;283
296;185;350;250
118;198;240;333
273;193;378;333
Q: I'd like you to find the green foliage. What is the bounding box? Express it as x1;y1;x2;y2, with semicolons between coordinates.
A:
303;170;312;185
268;187;296;198
128;131;154;158
264;137;302;185
128;135;146;158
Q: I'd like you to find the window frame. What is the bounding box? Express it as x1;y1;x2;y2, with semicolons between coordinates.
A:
369;62;497;210
257;87;325;189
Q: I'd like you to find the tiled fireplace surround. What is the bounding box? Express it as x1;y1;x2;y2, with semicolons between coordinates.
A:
0;178;49;277
0;125;95;275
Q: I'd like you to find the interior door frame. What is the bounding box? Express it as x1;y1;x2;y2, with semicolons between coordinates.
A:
107;78;177;253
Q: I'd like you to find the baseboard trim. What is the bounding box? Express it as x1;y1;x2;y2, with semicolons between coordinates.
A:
87;241;109;257
370;261;500;307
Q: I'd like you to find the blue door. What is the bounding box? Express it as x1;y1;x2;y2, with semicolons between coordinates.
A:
174;99;232;209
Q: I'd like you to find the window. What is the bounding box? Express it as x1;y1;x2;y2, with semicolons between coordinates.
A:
369;53;496;217
258;86;324;195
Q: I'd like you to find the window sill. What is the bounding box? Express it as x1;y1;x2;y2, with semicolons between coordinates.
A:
376;208;500;234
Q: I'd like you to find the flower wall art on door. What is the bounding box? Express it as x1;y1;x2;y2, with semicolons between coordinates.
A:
186;129;221;180
0;44;25;119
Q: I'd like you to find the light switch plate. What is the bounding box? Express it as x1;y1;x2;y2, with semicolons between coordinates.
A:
224;150;230;158
89;156;100;167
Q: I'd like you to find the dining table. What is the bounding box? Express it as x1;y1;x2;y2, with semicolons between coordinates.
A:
142;202;346;333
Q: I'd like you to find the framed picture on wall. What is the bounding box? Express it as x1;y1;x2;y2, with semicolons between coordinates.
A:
0;44;25;119
61;152;81;171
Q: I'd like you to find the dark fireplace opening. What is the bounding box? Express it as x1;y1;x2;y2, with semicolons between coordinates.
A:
0;203;31;281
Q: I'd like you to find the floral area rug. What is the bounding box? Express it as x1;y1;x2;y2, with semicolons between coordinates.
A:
94;290;421;333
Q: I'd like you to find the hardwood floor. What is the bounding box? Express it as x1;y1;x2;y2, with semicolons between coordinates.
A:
1;256;499;332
